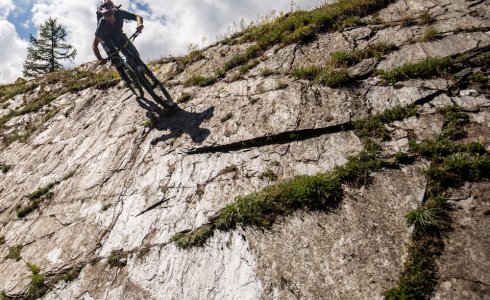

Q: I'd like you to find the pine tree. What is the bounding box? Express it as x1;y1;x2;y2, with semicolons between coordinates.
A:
22;18;77;78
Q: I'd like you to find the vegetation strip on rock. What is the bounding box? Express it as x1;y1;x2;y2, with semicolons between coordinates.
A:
385;106;490;299
206;0;396;82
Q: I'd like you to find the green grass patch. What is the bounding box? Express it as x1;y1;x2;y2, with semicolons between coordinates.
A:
420;26;440;42
172;169;356;248
0;163;12;174
177;92;193;103
183;75;218;87
239;60;260;75
330;42;398;67
171;225;214;248
26;263;47;299
60;267;81;282
468;72;488;83
353;105;417;140
377;57;454;84
0;80;38;102
8;245;23;261
108;250;128;268
28;182;57;201
176;50;204;73
293;65;350;87
259;169;278;181
387;108;490;299
406;198;450;232
218;0;395;72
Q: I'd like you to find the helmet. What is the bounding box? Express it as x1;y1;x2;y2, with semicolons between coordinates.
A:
98;0;115;17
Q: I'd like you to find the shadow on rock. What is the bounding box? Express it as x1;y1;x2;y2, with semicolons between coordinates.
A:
135;97;214;145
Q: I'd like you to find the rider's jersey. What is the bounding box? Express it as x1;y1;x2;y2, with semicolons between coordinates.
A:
95;9;137;40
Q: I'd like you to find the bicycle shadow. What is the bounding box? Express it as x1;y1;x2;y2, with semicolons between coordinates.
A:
135;97;214;145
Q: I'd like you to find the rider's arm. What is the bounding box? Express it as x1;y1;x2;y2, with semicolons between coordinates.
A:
135;15;144;32
92;37;106;64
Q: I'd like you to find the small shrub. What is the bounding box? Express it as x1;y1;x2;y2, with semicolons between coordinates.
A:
419;12;433;25
400;15;416;27
259;169;278;181
338;16;366;30
28;182;56;201
406;203;449;231
183;75;217;87
330;51;355;67
16;201;40;218
108;250;127;268
420;26;440;42
62;170;76;181
171;225;214;249
137;244;152;259
221;165;238;174
293;66;350;87
395;152;414;165
220;113;233;123
276;81;288;89
260;68;278;77
177;93;192;103
27;264;46;299
215;68;226;78
61;267;81;282
468;72;487;83
0;236;5;245
0;163;12;174
8;245;23;261
239;60;259;75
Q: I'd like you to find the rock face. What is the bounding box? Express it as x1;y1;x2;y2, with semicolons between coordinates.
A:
0;0;489;299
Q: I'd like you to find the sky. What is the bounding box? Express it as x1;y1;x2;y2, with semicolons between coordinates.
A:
0;0;326;84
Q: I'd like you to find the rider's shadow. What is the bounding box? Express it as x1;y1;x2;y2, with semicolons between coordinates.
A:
135;97;214;145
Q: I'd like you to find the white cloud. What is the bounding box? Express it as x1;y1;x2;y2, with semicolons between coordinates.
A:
0;20;28;83
0;0;15;18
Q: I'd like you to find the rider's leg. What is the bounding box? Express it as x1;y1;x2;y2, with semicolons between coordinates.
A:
101;39;131;83
114;33;140;59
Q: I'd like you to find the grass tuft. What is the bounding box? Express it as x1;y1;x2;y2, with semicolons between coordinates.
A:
293;65;350;87
354;105;417;140
420;26;440;42
171;225;214;249
108;250;128;268
377;57;454;84
177;92;193;103
0;163;12;174
8;245;23;261
184;75;217;87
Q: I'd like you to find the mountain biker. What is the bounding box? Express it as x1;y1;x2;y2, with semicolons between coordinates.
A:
92;1;144;82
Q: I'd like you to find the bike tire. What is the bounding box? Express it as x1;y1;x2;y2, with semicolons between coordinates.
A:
120;66;143;98
134;63;176;109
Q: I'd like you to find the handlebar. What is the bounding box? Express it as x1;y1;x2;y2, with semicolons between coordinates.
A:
128;30;141;41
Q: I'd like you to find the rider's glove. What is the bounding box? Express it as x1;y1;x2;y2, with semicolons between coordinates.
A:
136;24;144;32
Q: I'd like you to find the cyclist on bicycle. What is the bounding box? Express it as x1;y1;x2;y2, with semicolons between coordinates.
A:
92;0;144;82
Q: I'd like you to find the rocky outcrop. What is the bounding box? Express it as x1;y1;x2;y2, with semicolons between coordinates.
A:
0;0;489;299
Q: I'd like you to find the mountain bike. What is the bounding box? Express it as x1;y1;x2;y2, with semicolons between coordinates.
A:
107;31;175;109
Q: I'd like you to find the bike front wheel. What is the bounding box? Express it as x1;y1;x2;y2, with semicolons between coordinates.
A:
135;65;176;109
119;66;143;98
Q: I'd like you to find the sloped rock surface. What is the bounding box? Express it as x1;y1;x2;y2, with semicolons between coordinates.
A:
0;0;489;299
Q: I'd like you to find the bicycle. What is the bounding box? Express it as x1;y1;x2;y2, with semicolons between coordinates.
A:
106;31;176;109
